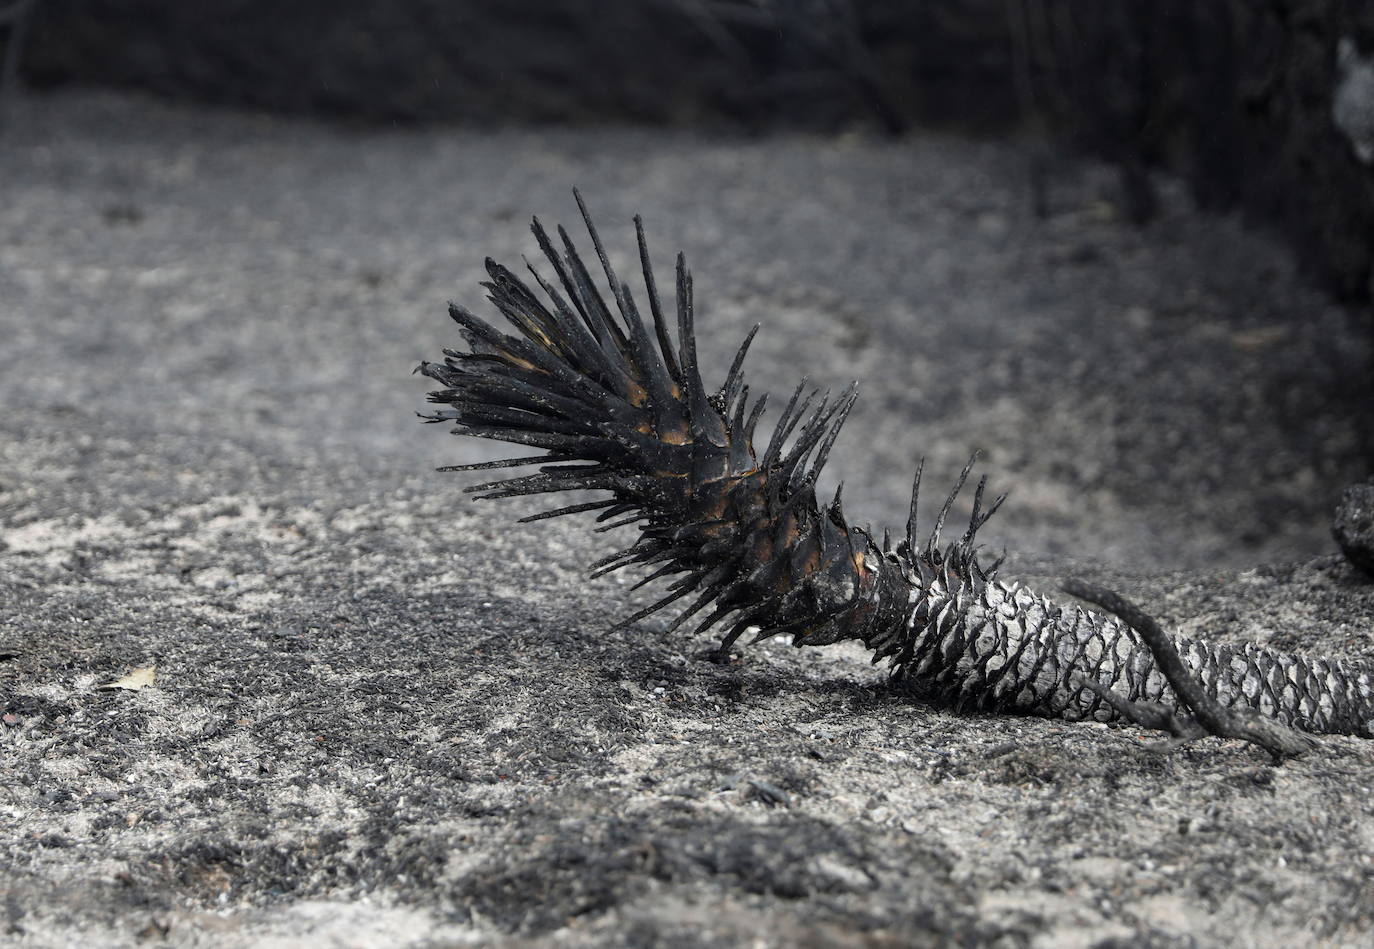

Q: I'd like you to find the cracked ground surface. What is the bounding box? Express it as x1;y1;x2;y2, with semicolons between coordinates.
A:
2;91;1373;947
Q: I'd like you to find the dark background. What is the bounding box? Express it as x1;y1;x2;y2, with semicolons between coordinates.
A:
9;0;1374;305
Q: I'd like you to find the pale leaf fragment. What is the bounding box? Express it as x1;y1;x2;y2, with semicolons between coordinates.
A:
98;666;157;691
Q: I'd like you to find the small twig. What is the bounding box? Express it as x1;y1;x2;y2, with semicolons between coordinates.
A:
1074;676;1207;741
1063;579;1318;761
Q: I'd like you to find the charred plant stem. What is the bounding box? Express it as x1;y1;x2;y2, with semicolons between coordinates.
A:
420;193;1372;757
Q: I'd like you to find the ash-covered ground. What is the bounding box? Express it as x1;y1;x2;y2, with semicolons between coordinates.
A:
2;92;1372;947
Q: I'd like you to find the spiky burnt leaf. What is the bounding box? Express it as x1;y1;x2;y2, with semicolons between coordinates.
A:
417;191;971;651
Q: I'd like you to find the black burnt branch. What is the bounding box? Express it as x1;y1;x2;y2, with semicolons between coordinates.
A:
1062;579;1318;760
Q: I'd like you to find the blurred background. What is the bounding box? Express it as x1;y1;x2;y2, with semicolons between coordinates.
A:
2;0;1372;572
11;0;1374;299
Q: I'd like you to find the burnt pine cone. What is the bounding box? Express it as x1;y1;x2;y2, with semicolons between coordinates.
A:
418;193;1374;742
